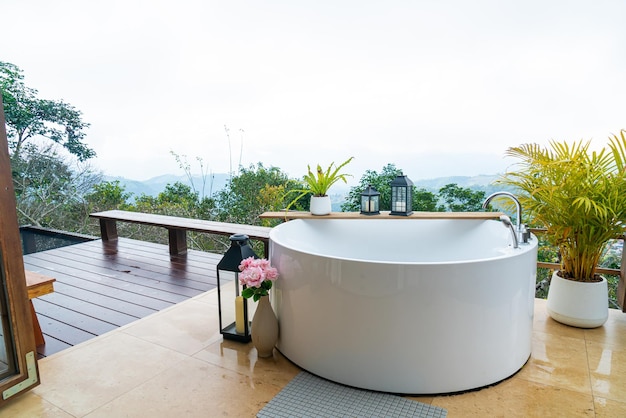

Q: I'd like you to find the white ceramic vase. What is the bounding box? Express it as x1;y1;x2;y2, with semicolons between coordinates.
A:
310;195;331;215
546;271;608;328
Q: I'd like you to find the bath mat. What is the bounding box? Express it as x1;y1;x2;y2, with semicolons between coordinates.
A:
257;371;447;418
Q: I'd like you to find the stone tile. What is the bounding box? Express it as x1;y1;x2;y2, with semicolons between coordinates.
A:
33;332;187;417
587;340;626;402
193;338;301;386
5;297;620;417
431;377;595;417
594;397;626;418
533;298;586;339
193;288;219;306
0;392;73;418
517;330;591;394
83;356;281;418
121;299;222;356
584;308;626;347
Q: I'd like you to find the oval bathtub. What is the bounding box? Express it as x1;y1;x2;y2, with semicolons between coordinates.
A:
269;218;538;394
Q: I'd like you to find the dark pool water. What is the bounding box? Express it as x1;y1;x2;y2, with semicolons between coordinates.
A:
19;226;96;255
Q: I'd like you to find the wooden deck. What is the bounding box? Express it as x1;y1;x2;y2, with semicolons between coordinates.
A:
22;238;220;358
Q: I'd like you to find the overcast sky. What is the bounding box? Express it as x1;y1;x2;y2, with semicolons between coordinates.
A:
4;1;625;185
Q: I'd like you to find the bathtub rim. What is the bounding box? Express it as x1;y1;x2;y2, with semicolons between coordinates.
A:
269;218;537;266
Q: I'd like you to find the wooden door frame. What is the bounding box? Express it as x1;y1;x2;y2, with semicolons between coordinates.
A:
0;93;40;404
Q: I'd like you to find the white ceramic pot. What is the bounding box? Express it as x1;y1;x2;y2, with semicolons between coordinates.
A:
310;195;331;215
546;271;608;328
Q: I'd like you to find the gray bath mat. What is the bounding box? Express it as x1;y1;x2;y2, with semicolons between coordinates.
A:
257;371;447;418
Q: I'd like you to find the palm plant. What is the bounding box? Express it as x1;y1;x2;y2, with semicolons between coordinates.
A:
498;130;626;282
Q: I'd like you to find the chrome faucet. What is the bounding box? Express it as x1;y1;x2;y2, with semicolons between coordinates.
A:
482;191;530;244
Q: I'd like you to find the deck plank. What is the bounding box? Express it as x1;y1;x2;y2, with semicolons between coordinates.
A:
32;298;119;336
33;293;139;327
23;260;182;309
51;240;218;288
22;237;220;358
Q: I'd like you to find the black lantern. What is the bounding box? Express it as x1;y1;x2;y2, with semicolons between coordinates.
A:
216;234;258;342
389;173;414;216
360;184;380;215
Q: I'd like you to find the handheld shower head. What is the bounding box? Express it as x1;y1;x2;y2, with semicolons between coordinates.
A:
499;215;519;248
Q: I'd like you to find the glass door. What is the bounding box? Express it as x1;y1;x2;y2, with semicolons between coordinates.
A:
0;94;40;405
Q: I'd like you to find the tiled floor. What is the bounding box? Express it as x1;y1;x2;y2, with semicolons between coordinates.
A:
2;295;625;417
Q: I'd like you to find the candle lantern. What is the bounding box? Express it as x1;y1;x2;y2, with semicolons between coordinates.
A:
360;184;380;215
389;173;414;216
216;234;258;342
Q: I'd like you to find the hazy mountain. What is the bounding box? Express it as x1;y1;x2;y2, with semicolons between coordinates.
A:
103;173;232;199
103;173;507;201
413;174;500;191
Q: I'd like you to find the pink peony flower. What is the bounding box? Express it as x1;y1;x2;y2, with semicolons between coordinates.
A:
239;257;257;271
238;257;279;300
239;266;264;288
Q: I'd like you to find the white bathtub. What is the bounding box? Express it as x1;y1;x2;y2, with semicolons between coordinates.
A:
269;218;538;394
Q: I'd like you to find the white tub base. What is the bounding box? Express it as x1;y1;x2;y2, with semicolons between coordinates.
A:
270;219;538;394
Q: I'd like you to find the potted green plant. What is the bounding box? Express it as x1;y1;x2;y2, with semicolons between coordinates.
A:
498;130;626;328
286;157;354;215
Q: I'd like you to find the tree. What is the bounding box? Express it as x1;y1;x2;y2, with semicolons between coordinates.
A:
11;144;101;230
0;61;94;161
85;181;133;212
215;163;299;225
342;164;442;212
438;183;486;212
341;164;398;211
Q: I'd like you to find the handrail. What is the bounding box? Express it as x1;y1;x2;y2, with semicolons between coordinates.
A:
529;227;624;277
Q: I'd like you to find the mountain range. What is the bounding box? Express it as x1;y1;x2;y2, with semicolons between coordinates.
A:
104;173;505;200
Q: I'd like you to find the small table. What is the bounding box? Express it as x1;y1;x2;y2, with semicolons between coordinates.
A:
25;271;55;346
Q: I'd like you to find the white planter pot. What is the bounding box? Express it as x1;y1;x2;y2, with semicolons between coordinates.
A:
546;271;608;328
310;195;331;215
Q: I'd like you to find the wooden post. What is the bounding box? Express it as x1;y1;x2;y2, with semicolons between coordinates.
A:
168;228;187;256
99;219;118;241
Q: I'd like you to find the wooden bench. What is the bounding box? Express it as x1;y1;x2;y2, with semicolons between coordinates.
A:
25;271;55;346
90;210;272;258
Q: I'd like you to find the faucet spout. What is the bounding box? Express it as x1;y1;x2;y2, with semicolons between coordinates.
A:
483;191;529;244
499;215;519;249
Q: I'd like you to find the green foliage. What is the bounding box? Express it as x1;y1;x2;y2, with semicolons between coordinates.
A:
285;157;354;210
133;182;215;219
342;164;399;211
215;163;296;226
1;61;94;161
413;189;442;211
438;183;486;212
86;181;133;211
297;163;490;213
303;157;354;196
241;280;273;302
499;131;626;281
